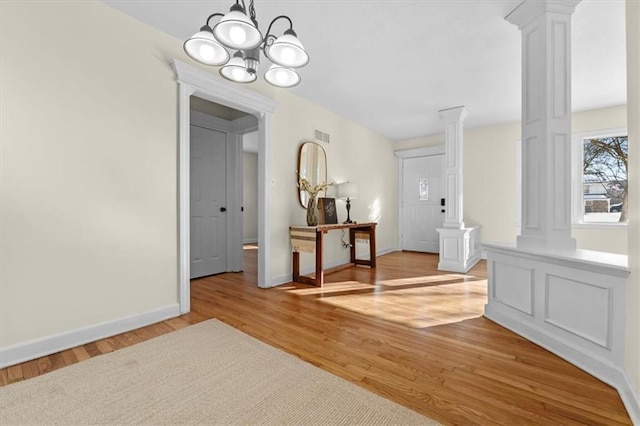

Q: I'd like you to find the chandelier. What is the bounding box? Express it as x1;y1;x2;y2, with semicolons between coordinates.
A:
183;0;309;88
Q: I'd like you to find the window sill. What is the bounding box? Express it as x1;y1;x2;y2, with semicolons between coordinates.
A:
572;222;628;229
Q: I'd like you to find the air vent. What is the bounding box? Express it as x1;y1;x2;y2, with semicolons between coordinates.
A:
314;129;330;144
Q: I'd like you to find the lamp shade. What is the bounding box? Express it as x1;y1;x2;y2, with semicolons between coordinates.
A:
213;5;263;50
337;182;358;200
264;65;301;88
266;30;309;68
220;52;257;83
183;27;230;66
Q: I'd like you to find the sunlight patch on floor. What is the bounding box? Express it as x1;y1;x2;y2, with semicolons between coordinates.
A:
308;279;487;329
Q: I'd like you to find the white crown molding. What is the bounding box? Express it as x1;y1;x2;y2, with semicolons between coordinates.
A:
394;144;444;159
170;60;277;114
506;0;582;30
439;105;468;122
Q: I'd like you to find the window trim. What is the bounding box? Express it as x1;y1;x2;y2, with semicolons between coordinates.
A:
571;127;628;228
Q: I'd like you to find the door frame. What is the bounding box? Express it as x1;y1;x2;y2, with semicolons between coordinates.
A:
172;60;277;314
395;145;445;251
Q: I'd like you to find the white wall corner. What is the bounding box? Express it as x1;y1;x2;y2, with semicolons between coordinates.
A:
619;371;640;426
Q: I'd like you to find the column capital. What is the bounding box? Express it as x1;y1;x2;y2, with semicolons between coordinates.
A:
439;106;468;123
506;0;582;30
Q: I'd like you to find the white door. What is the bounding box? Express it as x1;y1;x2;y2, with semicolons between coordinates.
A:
401;155;445;253
190;124;227;278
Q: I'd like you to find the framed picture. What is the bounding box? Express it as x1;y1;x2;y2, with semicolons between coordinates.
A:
317;197;338;225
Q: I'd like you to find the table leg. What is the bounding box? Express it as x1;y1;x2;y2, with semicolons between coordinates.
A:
316;230;324;286
292;251;300;282
369;226;377;268
349;229;356;263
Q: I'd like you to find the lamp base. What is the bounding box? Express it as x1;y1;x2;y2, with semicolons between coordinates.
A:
343;198;353;224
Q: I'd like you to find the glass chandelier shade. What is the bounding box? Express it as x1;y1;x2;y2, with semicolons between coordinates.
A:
213;4;263;50
267;30;309;68
183;27;230;66
264;65;300;88
220;52;258;83
183;1;309;89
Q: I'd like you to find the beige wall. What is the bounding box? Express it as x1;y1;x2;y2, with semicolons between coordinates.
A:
0;1;397;349
242;152;258;243
395;105;629;254
264;90;397;279
1;1;181;347
625;0;640;405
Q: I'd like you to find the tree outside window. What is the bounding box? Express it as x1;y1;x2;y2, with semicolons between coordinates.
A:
582;135;628;223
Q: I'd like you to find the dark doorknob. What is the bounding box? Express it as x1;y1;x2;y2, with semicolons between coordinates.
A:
220;207;227;212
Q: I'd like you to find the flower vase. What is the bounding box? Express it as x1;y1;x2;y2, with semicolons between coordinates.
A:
306;196;318;226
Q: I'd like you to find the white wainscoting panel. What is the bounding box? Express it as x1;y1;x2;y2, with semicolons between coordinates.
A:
492;260;534;316
483;242;635;422
443;237;459;260
545;274;611;349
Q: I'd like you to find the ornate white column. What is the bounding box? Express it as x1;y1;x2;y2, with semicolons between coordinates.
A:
441;106;468;229
482;2;633;411
508;0;579;250
437;106;481;273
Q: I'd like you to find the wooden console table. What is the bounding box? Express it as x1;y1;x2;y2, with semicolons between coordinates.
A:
290;222;377;287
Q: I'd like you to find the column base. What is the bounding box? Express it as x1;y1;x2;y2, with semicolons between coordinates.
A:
436;225;481;273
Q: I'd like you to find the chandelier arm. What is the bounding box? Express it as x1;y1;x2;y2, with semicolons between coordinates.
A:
262;34;277;51
261;15;293;48
205;13;225;27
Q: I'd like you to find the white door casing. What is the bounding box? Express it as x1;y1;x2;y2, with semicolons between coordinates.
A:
190;125;227;278
400;153;445;253
172;59;278;314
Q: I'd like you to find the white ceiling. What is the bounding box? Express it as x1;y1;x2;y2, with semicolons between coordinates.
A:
102;0;627;141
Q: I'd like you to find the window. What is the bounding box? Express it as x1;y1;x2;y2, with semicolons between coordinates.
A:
572;129;628;225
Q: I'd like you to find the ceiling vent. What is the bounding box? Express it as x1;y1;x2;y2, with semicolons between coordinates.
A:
314;129;330;144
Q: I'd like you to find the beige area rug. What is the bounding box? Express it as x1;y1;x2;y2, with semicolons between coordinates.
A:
0;319;439;425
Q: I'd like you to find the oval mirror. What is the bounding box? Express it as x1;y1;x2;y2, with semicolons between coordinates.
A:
298;142;327;208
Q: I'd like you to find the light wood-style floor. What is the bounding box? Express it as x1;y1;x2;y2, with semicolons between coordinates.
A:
0;248;631;425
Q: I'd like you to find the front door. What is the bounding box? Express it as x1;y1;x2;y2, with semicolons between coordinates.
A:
190;124;227;278
401;155;445;253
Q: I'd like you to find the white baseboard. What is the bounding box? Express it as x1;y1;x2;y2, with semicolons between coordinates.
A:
376;247;397;257
0;303;181;369
438;252;482;273
485;305;639;424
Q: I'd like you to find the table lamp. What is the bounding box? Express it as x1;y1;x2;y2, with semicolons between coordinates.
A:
337;182;358;223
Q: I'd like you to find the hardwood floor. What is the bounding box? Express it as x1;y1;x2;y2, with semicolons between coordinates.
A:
0;248;631;425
